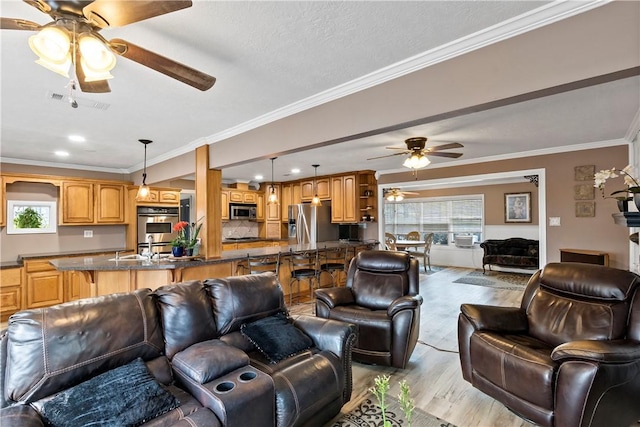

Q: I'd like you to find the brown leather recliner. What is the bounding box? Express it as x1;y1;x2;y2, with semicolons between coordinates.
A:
458;262;640;427
315;250;422;368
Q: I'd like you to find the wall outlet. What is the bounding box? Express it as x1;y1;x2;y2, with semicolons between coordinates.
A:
549;217;561;226
83;230;93;238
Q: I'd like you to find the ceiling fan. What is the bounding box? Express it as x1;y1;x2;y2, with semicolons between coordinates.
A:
368;137;463;169
1;0;216;93
383;188;419;202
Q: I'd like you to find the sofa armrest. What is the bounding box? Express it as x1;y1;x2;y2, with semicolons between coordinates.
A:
292;315;357;359
0;405;44;427
314;287;355;309
172;339;249;384
460;304;528;333
387;295;423;317
552;340;640;363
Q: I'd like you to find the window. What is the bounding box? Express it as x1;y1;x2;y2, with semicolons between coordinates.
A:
384;196;483;245
7;200;57;234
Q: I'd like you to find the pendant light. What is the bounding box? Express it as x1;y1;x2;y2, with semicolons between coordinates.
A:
135;139;153;202
311;164;322;207
267;157;278;205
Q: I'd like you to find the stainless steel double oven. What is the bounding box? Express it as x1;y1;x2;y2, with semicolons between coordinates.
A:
136;206;180;255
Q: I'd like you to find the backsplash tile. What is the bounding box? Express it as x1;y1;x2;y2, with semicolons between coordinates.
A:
222;220;259;239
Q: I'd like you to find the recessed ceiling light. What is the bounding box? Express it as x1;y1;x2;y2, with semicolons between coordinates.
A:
68;135;85;142
291;168;300;174
55;151;69;157
255;175;264;180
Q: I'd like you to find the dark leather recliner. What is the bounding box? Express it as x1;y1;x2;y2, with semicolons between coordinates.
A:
458;262;640;427
315;250;422;368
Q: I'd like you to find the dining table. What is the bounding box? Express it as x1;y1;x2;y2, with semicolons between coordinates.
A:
394;240;426;251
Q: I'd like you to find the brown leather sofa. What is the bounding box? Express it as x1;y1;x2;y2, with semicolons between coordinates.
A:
315;250;422;368
0;272;356;427
458;262;640;427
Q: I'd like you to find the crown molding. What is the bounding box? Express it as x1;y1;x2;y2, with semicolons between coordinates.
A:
0;157;130;174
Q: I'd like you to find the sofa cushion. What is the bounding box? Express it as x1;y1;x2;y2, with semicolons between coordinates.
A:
241;312;313;363
38;358;179;427
172;340;250;384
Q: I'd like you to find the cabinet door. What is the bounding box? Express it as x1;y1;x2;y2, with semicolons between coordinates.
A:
317;178;331;200
229;191;243;202
221;191;229;220
61;182;94;223
243;192;257;203
281;184;291;222
256;193;265;221
331;176;344;223
159;191;180;204
266;185;280;221
96;184;125;223
65;270;90;301
0;176;4;227
342;175;357;222
26;270;64;308
266;221;281;239
292;184;302;204
300;180;314;201
0;268;22;320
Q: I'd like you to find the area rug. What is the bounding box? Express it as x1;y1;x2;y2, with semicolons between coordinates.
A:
331;396;455;427
452;270;532;290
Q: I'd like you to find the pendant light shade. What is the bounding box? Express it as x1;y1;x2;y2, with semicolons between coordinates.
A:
267;157;278;205
136;139;153;202
311;164;322;207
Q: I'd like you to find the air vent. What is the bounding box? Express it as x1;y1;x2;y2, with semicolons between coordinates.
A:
46;91;110;111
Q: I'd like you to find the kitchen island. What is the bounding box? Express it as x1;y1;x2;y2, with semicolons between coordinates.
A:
50;240;379;301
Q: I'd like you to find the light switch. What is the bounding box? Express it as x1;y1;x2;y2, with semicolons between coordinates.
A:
549;217;561;226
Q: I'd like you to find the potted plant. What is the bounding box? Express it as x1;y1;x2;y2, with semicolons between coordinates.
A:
171;221;189;257
594;165;640;211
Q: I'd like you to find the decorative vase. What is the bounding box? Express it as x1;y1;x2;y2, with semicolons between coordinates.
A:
185;247;194;257
618;199;630;212
172;246;184;257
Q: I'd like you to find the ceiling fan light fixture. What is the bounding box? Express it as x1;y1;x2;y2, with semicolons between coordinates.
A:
78;33;116;73
29;26;71;64
403;153;430;169
34;56;71;77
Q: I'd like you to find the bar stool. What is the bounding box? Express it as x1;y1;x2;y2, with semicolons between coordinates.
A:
319;246;349;287
247;252;281;275
288;249;319;305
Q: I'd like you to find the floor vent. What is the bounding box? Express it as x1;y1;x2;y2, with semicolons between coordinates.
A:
46;91;111;111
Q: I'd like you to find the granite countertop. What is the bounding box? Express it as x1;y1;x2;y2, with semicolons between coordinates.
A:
1;248;133;270
50;240;379;272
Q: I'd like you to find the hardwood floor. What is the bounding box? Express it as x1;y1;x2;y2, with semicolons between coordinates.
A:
291;266;536;427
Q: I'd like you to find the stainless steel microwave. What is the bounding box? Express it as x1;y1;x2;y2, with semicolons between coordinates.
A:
230;204;257;220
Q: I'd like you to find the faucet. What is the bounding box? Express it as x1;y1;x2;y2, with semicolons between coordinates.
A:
147;235;154;260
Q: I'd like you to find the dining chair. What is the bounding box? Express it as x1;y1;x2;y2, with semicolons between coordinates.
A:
404;231;422;256
384;233;397;251
288;249;320;305
422;233;434;272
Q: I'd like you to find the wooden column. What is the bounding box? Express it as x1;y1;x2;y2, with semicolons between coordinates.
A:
195;145;222;258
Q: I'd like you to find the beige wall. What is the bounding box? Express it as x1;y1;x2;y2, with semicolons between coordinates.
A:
2;182;126;263
380;145;631;269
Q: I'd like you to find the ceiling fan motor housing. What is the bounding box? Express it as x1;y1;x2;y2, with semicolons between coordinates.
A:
406;137;427;151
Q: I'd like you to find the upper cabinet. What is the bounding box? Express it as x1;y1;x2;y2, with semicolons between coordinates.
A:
358;172;377;222
221;191;230;221
331;174;357;223
280;183;301;221
300;178;330;201
61;181;126;225
138;189;181;205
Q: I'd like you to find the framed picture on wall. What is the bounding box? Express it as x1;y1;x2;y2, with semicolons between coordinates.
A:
7;200;57;234
505;192;531;223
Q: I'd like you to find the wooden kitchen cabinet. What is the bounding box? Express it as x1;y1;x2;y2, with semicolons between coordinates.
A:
229;191;244;203
65;270;91;301
331;174;357;223
221;191;230;220
300;180;314;201
96;184;125;223
61;181;94;223
1;267;23;321
265;221;282;239
243;192;257;203
24;259;64;309
256;193;266;221
0;176;5;227
281;184;291;221
300;178;330;201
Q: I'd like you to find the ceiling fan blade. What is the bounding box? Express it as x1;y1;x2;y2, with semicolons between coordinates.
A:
1;17;41;31
384;146;407;150
367;152;409;161
75;50;111;93
109;38;216;91
427;152;463;158
427;142;464;152
83;0;192;28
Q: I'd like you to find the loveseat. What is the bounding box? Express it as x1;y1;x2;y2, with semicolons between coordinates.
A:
480;237;539;273
0;272;357;427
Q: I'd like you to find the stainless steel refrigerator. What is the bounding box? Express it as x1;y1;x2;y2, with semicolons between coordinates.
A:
288;203;338;245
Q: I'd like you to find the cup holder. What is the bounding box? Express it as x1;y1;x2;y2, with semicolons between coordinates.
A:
215;381;236;393
238;371;257;382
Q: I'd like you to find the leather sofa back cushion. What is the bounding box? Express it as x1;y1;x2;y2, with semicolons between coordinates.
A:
351;270;409;310
354;250;410;273
155;280;217;359
5;289;165;403
205;272;285;335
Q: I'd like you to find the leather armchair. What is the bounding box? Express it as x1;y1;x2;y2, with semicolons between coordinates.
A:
315;250;422;368
458;262;640;427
